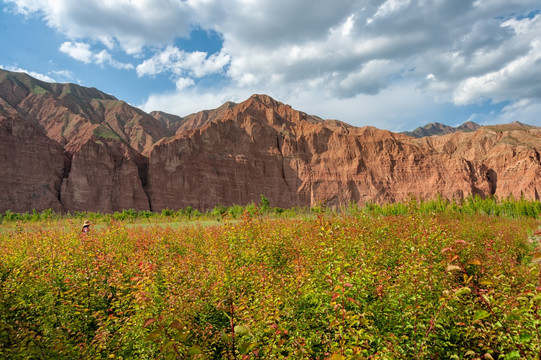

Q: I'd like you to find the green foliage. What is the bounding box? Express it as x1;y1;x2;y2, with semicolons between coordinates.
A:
1;196;537;227
138;210;154;222
244;202;259;216
259;194;271;213
356;195;540;219
112;208;137;221
92;125;121;140
210;203;228;219
226;204;245;219
311;203;326;215
0;209;539;358
30;83;48;95
161;208;174;217
2;210;18;222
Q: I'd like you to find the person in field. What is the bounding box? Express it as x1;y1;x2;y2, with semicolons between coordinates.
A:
81;220;91;233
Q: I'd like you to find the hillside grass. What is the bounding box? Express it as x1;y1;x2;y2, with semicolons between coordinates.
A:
1;195;540;227
1;198;540;359
92;125;121;140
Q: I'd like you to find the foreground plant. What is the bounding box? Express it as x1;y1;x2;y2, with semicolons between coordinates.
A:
0;210;539;359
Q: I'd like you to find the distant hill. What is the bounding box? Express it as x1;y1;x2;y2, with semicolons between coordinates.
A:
1;68;540;213
403;121;481;138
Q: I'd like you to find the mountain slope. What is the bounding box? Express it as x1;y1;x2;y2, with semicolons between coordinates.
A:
147;94;540;210
0;70;539;213
0;69;172;155
0;113;68;212
0;69;157;212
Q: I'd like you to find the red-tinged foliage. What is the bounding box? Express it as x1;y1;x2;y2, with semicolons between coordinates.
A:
0;211;540;359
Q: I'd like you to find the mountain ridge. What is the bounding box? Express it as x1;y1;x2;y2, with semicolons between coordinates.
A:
0;68;539;213
402;121;482;138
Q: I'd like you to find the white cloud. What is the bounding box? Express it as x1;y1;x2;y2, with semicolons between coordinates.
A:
367;0;411;24
6;0;192;54
51;69;73;79
6;0;541;129
59;41;92;63
175;77;195;91
3;0;48;15
494;99;541;126
59;41;134;69
94;50;134;70
140;87;248;117
325;59;403;97
453;38;541;105
1;65;55;82
136;45;229;79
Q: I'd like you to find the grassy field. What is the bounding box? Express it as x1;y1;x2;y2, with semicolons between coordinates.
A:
1;200;540;359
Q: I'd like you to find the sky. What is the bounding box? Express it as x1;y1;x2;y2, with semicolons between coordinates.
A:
1;0;541;132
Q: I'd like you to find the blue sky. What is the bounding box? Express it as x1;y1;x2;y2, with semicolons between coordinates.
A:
1;0;540;132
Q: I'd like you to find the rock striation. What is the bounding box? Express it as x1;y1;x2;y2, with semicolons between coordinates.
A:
146;96;475;209
60;139;150;213
0;114;68;212
0;69;540;213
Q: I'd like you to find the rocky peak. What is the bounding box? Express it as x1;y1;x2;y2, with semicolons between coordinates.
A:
404;121;481;138
457;121;481;132
1;69;540;213
248;94;283;108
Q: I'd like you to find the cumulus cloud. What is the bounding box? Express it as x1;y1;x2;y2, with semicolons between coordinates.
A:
174;77;195;91
453;16;541;105
325;59;403;97
136;46;229;78
5;0;541;129
188;0;541;105
59;41;92;63
367;0;412;25
93;50;134;70
59;41;133;69
5;0;192;54
1;65;55;82
51;69;74;80
140;87;250;117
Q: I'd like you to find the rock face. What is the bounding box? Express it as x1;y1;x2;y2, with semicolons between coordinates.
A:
416;125;541;201
147;94;540;210
0;69;540;213
0;69;157;212
0;115;67;213
60;140;150;212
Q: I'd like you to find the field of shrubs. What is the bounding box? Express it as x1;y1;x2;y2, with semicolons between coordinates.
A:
1;197;540;359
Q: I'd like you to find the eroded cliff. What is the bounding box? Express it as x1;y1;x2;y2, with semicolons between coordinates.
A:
1;70;539;213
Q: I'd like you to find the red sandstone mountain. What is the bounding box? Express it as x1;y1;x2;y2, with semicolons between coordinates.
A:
0;69;539;213
150;101;237;134
0;114;68;212
147;94;539;210
0;69;172;155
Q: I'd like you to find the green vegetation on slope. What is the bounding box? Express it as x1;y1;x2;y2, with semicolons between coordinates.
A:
92;125;121;140
30;83;48;95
